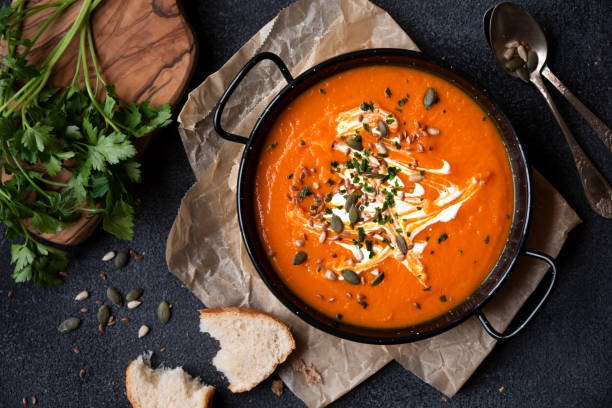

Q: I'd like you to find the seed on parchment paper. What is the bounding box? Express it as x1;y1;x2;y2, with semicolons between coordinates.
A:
101;251;116;262
127;301;142;309
58;317;81;334
138;325;150;338
74;290;89;301
157;301;171;324
126;288;143;302
114;251;129;268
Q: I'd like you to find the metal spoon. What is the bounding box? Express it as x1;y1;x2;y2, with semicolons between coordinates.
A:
484;3;611;152
486;2;612;218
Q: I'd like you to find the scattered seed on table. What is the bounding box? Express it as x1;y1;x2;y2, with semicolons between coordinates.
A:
95;299;103;305
127;300;142;309
21;397;27;405
58;317;80;334
79;307;88;313
79;369;86;378
138;325;150;338
58;271;69;278
7;290;14;299
114;251;129;268
101;251;116;262
99;272;107;281
72;347;80;354
157;301;171;324
31;396;37;405
97;305;110;325
126;288;143;302
74;290;89;301
106;287;123;306
121;317;129;323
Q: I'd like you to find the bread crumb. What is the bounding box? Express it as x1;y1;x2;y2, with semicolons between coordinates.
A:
271;379;284;396
291;359;323;385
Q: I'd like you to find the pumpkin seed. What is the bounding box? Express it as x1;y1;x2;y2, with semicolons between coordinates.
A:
324;270;337;281
504;57;524;72
101;251;116;262
346;136;363;151
97;305;110;325
526;50;538;72
377;120;388;137
126;288;144;302
396;235;408;255
157;301;171;324
293;251;308;265
371;272;385;286
344;193;358;211
138;325;150;338
114;250;129;268
516;67;530;82
423;87;439;109
106;287;123;306
74;290;89;301
58;317;80;334
348;206;359;224
330;215;344;234
342;269;360;285
127;300;142;309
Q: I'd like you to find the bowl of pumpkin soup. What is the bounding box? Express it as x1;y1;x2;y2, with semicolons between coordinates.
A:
213;49;557;344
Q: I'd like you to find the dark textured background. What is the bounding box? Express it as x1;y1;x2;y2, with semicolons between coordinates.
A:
1;0;611;407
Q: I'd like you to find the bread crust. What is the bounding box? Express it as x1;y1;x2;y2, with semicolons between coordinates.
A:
199;307;296;392
125;355;214;408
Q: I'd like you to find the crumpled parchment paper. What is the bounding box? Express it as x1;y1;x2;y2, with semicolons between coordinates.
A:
166;0;582;406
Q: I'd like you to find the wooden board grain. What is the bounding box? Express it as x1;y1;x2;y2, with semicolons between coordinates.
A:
4;0;197;245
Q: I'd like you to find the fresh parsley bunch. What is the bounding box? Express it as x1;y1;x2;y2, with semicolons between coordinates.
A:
0;0;172;286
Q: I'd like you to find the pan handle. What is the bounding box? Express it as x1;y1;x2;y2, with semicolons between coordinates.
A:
213;52;294;145
476;250;557;341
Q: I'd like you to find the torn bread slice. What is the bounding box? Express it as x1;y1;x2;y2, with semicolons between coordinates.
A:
126;353;214;408
199;307;295;392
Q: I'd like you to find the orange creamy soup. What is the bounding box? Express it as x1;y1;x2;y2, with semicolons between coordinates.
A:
254;65;514;328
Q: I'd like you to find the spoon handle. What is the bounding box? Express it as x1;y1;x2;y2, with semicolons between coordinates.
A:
530;73;612;218
541;66;612;152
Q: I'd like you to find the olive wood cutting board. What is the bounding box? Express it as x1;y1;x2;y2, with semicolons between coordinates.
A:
3;0;197;245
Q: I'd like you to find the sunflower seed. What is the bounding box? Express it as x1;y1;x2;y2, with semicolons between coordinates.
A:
330;215;344;234
114;251;129;268
346;136;363;151
517;45;527;61
127;300;142;309
375;143;388;156
324;270;337;280
409;173;424;182
504;58;524;72
293;251;308;265
97;305;110;325
503;47;515;60
58;317;80;334
348;206;359;224
526;50;539;72
319;230;327;243
138;325;150;338
504;40;519;48
396;235;408;255
371;272;385;286
157;301;171;324
342;269;360;285
101;251;116;262
423;88;439;109
74;290;89;301
126;288;144;302
427;127;440;136
377;120;388;137
294;239;305;247
106;287;123;306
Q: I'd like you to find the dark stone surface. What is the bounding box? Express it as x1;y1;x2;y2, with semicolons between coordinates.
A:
1;0;611;406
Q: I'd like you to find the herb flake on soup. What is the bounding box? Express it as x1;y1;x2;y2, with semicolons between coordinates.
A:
254;65;514;329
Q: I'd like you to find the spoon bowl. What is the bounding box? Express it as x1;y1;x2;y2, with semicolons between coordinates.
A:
490;2;547;76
